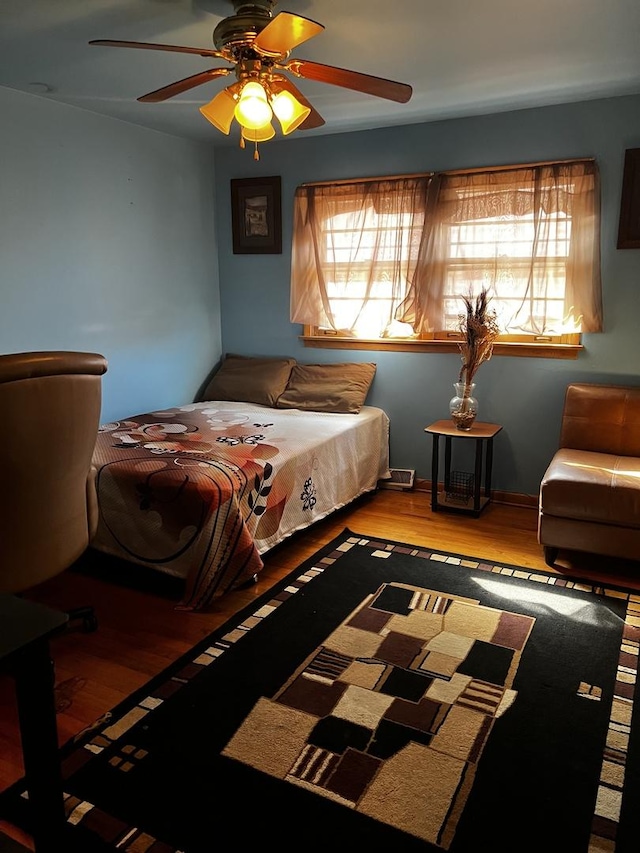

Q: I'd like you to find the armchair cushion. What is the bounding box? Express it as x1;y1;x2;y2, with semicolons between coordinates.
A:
540;448;640;527
538;382;640;565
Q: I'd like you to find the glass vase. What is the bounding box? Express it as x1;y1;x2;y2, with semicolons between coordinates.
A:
449;381;478;431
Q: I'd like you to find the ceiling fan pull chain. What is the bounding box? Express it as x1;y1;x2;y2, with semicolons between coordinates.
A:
254;142;260;161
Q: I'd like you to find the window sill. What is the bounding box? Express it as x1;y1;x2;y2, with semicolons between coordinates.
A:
299;335;582;360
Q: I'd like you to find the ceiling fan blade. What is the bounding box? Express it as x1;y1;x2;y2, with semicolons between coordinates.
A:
270;75;325;129
138;68;232;103
284;59;412;103
253;11;324;56
89;39;225;60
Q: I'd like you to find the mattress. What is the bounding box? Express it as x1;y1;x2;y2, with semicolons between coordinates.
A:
91;401;390;610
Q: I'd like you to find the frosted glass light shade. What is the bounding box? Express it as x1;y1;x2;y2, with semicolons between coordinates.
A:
271;89;311;135
199;88;237;134
241;123;276;142
234;81;272;130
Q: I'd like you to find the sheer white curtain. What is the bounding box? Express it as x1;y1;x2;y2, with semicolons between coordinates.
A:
397;161;602;335
290;177;431;337
291;161;602;338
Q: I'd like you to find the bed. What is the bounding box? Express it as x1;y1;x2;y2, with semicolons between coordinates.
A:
90;356;390;611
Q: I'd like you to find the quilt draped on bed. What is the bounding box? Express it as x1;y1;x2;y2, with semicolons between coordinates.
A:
91;402;390;610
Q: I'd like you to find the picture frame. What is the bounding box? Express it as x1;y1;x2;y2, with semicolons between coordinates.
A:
230;176;282;254
617;148;640;249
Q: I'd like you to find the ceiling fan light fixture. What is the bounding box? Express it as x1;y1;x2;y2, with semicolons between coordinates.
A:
241;122;276;143
199;87;237;134
241;120;276;160
90;1;412;158
270;88;310;135
234;80;272;130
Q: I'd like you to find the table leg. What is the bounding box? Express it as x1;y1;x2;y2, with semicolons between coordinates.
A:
473;439;483;513
444;437;452;493
485;438;494;498
14;641;66;853
431;434;440;511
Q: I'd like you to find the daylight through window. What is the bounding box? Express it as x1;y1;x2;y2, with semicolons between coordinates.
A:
290;160;602;352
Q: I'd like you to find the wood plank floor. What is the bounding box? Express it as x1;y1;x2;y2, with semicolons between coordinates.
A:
2;489;639;850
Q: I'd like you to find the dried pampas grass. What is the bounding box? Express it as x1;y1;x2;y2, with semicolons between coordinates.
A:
457;289;500;388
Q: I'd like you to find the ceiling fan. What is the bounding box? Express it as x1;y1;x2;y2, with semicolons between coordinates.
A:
89;0;413;158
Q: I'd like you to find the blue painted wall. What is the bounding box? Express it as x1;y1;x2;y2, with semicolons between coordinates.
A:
2;85;639;500
0;86;222;422
213;94;640;499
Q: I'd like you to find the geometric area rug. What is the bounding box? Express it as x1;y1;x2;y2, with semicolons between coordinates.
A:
2;528;640;852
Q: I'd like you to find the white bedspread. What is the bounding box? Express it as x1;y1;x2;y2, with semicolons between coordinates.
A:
91;402;390;610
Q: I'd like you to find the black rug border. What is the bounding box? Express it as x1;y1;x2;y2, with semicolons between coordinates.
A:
3;527;640;852
49;528;640;760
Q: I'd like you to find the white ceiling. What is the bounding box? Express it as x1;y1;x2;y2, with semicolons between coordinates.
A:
2;0;640;146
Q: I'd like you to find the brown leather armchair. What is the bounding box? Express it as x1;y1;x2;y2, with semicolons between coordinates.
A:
0;350;108;629
538;382;640;567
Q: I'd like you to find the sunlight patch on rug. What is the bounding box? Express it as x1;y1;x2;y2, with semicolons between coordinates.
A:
3;529;640;852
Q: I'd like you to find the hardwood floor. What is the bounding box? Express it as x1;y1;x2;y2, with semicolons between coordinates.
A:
1;489;639;850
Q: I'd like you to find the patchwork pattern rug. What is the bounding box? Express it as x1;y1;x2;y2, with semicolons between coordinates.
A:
2;529;640;852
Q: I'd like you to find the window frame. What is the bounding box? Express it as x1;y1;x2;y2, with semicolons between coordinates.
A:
295;159;597;360
300;327;582;359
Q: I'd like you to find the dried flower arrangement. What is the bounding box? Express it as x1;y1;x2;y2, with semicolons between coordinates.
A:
457;288;500;387
450;288;500;429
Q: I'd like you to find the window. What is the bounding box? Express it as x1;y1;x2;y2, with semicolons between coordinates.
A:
290;161;602;358
290;176;430;339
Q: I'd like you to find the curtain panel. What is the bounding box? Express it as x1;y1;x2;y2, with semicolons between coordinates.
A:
290;177;431;337
291;161;602;338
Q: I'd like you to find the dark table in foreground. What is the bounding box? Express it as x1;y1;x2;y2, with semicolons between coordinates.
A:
0;595;68;853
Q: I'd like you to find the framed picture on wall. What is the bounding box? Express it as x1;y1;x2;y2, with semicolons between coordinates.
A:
617;148;640;249
230;176;282;254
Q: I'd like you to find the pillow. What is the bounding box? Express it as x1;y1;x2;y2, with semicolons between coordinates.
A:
276;362;376;413
201;354;296;407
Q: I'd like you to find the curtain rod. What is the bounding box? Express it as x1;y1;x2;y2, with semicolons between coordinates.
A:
445;157;596;176
301;158;596;188
301;172;433;187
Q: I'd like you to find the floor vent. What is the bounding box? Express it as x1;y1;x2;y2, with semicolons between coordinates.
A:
379;468;415;490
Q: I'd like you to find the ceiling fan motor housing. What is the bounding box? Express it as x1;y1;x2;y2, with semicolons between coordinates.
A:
232;0;276;14
214;1;277;53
